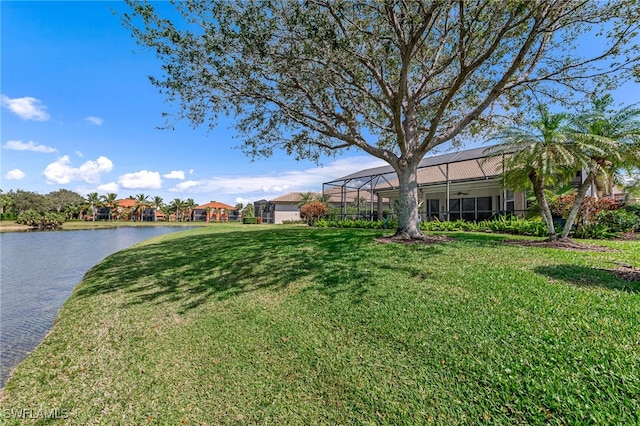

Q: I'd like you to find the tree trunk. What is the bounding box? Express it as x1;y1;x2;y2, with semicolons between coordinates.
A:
394;160;423;240
561;171;595;239
530;174;557;241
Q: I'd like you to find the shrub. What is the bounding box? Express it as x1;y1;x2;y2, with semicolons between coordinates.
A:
242;217;258;224
549;194;576;219
478;216;548;237
623;204;640;218
16;210;65;229
0;213;18;221
549;195;620;225
313;218;397;229
593;209;639;233
574;223;615;239
300;201;329;225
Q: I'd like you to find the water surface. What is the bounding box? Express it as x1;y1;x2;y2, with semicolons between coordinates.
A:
0;226;192;386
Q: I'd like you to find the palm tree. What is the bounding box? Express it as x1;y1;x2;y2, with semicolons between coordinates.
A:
297;192;320;207
561;96;640;238
134;193;150;221
185;198;197;221
101;193;118;221
151;196;164;221
490;105;589;241
85;192;101;221
169;198;186;222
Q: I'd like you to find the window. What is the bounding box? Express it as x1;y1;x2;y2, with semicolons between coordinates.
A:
505;190;515;213
448;196;492;221
476;197;492;220
424;199;440;220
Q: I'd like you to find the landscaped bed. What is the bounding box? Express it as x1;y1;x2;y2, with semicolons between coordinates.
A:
0;226;638;424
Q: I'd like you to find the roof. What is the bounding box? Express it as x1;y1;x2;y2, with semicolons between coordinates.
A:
270;192;321;203
195;201;236;210
376;155;504;190
117;199;137;208
327;146;496;183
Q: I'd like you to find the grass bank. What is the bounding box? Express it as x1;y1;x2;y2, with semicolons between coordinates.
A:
1;227;638;424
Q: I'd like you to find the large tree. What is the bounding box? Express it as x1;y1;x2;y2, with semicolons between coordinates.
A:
124;0;639;239
45;189;85;214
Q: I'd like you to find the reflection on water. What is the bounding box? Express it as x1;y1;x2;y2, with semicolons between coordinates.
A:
0;226;192;387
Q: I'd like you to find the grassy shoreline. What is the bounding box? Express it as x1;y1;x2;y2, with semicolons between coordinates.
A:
1;226;638;424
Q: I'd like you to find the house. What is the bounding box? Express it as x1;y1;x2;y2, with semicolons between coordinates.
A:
110;199;161;221
267;192;320;224
191;201;236;222
322;145;619;222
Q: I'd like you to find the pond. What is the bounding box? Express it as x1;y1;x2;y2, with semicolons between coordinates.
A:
0;226;193;387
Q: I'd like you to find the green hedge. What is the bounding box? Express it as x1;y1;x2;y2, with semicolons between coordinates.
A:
0;213;18;221
242;217;258;224
315;216;548;237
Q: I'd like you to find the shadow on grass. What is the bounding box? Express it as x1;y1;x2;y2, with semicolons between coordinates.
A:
75;227;444;312
441;232;509;246
534;264;640;293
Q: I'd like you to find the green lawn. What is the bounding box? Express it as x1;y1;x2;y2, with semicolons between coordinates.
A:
1;226;638;424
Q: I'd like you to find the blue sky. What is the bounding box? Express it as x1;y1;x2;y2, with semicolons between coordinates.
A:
1;1;388;206
1;1;639;206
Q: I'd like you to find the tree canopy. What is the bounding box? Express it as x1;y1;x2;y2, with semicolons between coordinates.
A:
123;0;639;238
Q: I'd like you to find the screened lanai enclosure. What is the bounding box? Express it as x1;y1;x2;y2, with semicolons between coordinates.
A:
323;146;529;222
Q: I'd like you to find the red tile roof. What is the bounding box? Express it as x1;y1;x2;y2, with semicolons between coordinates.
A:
117;199;137;208
195;201;236;210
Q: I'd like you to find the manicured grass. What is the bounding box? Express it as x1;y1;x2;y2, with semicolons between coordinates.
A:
1;227;638;424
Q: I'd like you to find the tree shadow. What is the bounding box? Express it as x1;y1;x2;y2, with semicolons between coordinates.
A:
534;264;640;293
74;228;445;313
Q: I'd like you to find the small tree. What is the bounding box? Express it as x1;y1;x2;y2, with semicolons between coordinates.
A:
241;203;255;219
300;201;329;226
561;96;640;238
490;106;586;240
297;192;321;208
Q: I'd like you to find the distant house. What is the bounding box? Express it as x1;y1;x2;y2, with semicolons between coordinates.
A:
191;201;236;222
267;192;318;224
113;199;160;221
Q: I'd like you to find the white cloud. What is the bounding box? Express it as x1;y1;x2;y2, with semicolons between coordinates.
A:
261;184;290;193
43;155;114;184
5;169;26;180
172;180;200;191
235;197;252;206
167;156;387;196
1;94;50;121
97;182;119;193
163;170;185;180
3;140;57;153
75;151;84;158
119;170;162;189
189;169;195;175
85;116;104;126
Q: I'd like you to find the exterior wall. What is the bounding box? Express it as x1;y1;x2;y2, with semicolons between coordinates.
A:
514;191;527;215
273;203;301;224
